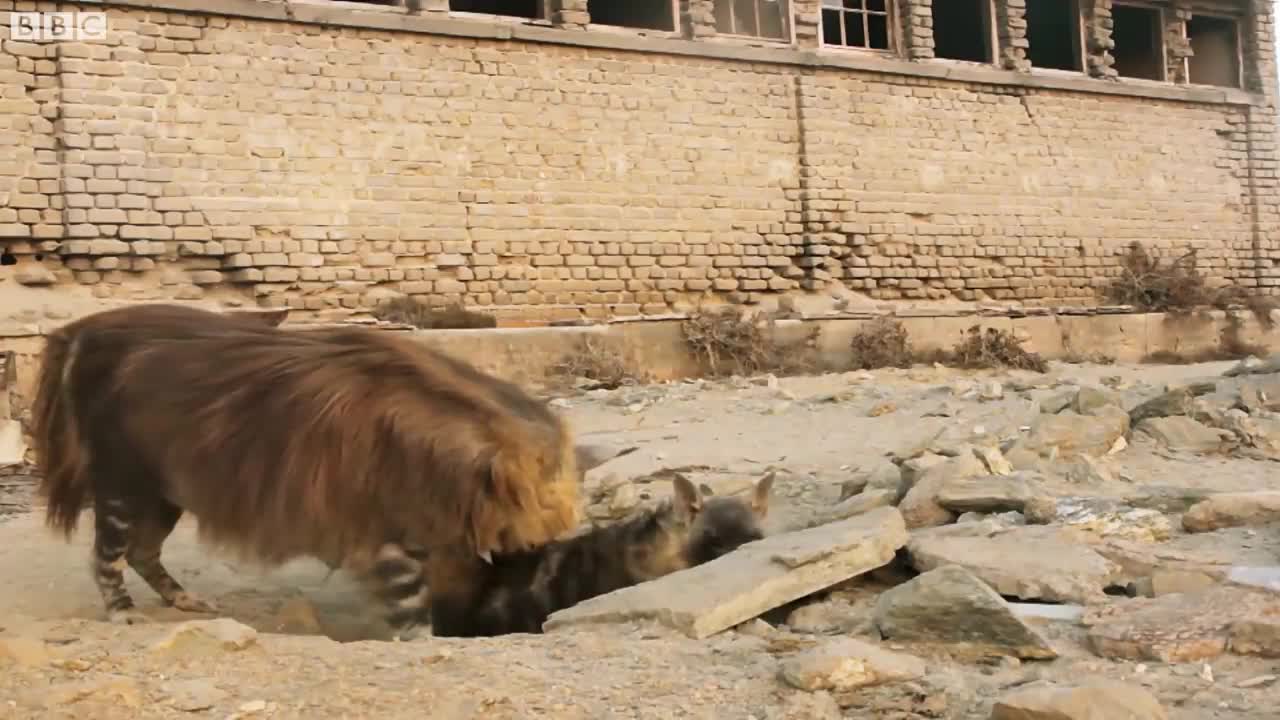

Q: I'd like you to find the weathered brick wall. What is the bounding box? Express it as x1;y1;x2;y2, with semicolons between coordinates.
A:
0;0;1275;320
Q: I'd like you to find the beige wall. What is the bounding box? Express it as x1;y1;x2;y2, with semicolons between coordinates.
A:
0;0;1276;321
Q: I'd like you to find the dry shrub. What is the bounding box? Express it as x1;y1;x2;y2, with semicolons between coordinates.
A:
941;325;1049;373
849;317;915;370
371;296;497;329
1104;242;1277;328
681;307;819;377
546;336;641;391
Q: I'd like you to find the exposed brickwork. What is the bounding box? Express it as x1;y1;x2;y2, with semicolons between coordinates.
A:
900;0;935;60
1164;3;1194;83
1083;0;1119;80
996;0;1032;71
0;0;1276;319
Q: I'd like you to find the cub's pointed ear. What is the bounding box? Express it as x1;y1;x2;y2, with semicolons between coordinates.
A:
751;471;775;519
672;473;703;521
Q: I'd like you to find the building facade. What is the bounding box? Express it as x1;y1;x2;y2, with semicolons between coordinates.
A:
1;0;1277;320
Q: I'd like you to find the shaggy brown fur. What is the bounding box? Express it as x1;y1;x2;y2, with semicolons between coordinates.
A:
29;303;621;639
430;473;773;637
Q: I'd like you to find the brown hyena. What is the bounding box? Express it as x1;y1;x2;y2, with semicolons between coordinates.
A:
29;303;624;639
430;472;773;637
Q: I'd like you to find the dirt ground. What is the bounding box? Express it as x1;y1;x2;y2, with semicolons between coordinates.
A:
2;358;1280;719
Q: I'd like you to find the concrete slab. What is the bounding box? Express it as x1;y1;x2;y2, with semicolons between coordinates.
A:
542;506;908;639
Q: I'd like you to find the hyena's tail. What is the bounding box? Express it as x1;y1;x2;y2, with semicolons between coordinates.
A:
30;326;91;538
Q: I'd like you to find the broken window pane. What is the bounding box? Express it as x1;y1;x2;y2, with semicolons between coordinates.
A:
450;0;542;18
1112;4;1164;80
1186;14;1241;88
822;0;892;51
1025;0;1081;71
588;0;676;31
713;0;789;40
932;0;992;63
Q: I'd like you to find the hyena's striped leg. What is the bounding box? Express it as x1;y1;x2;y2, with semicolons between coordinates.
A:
126;500;217;614
91;495;147;625
365;542;431;641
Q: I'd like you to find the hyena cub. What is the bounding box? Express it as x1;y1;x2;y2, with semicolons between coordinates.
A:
430;472;774;637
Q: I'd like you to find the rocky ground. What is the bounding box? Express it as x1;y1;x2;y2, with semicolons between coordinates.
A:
3;356;1280;719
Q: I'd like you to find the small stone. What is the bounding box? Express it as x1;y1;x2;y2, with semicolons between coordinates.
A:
980;382;1004;401
779;638;926;692
151;618;259;654
14;265;57;286
786;600;862;635
974;446;1014;475
1022;497;1172;543
991;680;1168;720
899;450;987;529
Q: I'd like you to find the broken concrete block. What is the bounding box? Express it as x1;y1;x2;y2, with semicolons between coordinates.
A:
935;471;1042;514
1182;491;1280;533
906;525;1120;605
1008;407;1129;460
872;565;1057;660
1229;614;1280;658
779;638;925;693
991;680;1168;720
543;507;909;639
1083;586;1280;663
1135;416;1234;454
899;450;987;529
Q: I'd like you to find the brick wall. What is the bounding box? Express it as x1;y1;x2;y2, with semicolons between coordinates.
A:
0;0;1276;321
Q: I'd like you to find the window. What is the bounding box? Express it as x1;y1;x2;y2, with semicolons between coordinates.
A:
588;0;676;31
821;0;892;51
1111;3;1164;80
450;0;544;19
1186;14;1241;88
931;0;994;63
714;0;788;40
1025;0;1082;71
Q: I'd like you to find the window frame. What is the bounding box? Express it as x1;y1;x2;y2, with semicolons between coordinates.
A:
818;0;900;55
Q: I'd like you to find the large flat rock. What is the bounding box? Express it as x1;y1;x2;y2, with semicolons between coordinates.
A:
906;525;1121;605
1083;586;1280;663
1182;491;1280;533
543;507;909;639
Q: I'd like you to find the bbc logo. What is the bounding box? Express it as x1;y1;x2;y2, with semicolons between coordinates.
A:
10;11;108;41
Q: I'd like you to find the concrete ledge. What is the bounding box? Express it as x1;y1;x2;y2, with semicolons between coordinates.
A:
4;309;1277;413
63;0;1263;107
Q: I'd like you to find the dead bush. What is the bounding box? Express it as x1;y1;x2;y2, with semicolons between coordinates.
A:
848;317;916;370
546;336;642;391
939;325;1049;373
1104;242;1277;329
681;307;819;377
370;296;497;329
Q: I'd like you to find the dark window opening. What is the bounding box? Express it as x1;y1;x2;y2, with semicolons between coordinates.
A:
714;0;788;40
1025;0;1081;70
822;0;891;51
1112;4;1164;80
449;0;542;19
588;0;675;31
0;251;15;266
931;0;992;63
1186;15;1241;88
